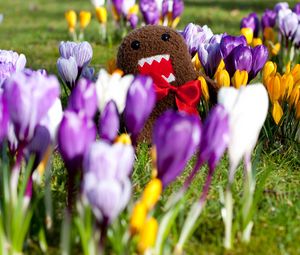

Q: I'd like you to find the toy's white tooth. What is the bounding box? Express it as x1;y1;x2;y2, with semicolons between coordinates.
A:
154;55;163;63
165;55;170;61
138;58;146;67
146;57;154;65
161;75;168;82
167;73;176;83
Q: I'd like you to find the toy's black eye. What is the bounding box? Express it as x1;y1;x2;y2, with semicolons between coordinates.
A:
131;40;140;50
161;33;170;41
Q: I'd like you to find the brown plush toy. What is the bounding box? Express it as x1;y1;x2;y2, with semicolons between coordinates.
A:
117;25;203;142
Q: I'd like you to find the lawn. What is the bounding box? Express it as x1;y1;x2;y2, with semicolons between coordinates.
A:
0;0;300;254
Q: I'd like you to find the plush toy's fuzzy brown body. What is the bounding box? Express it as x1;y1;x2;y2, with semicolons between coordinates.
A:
117;25;199;142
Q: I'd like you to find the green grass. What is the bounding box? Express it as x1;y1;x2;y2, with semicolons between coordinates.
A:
1;0;300;254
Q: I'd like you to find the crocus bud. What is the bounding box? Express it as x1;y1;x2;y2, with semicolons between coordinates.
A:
96;7;107;24
278;9;298;39
240;12;259;38
141;178;162;210
79;11;91;29
57;56;78;89
261;9;276;30
198;76;209;101
124;75;155;143
83;141;134;222
130;202;147;234
232;70;248;89
68;78;97;118
99;100;120;143
199;105;229;170
65;10;77;32
73;41;93;69
153;111;201;187
215;69;230;88
272;101;283;124
240;27;253;44
262;61;277;83
138;217;158;254
58;111;96;172
59;41;77;59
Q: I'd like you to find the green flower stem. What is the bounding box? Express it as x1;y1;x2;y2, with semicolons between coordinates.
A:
242;154;255;243
222;186;233;250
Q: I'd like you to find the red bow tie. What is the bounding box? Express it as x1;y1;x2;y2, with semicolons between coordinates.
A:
150;74;202;115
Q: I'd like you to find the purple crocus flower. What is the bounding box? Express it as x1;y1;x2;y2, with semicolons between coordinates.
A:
293;26;300;47
153;110;201;188
172;0;184;19
58;111;96;172
3;71;60;143
57;56;78;89
261;9;277;30
73;42;93;70
278;9;298;39
224;44;253;77
198;36;222;78
24;125;51;170
99;100;120;143
181;23;213;56
129;14;139;29
124;75;155;144
249;45;268;81
0;90;8;143
0;50;26;86
220;35;247;59
59;41;77;59
198;105;229;170
140;0;160;25
68;78;97;118
274;2;289;13
83;141;134;223
293;3;300;15
112;0;123;16
240;12;260;37
162;0;169;18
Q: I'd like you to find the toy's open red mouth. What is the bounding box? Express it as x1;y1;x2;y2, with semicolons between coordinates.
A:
138;54;176;83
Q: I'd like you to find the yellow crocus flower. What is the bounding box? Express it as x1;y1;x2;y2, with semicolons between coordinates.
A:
272;101;283;125
171;17;181;28
232;70;248;89
285;61;291;74
115;134;132;145
252;37;263;47
138;217;158;254
215;69;230;88
216;59;225;73
262;61;277;84
192;53;201;71
281;73;294;99
263;27;275;42
65;10;77;32
95;7;107;24
141;178;162;210
295;101;300;119
266;73;282;102
240;27;253;45
130;202;147;235
112;5;120;21
198;76;209;101
291;64;300;85
129;4;139;15
289;85;300;107
271;43;281;56
79;11;91;30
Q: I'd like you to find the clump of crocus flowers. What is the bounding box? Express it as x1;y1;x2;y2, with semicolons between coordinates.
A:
65;10;91;41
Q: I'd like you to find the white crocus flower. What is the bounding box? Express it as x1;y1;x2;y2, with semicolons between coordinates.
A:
218;83;269;248
218;83;269;181
95;69;134;113
121;0;135;15
91;0;105;7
